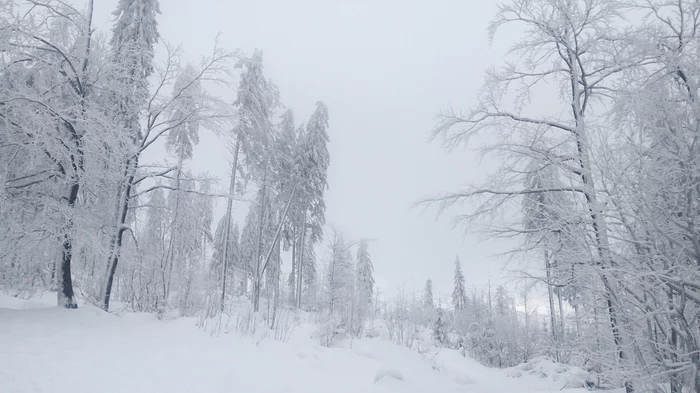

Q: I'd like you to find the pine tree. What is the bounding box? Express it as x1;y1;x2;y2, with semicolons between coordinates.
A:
301;235;317;306
109;0;160;140
424;279;434;311
165;64;202;161
323;231;353;325
197;179;214;259
353;239;374;335
161;65;203;308
355;239;374;306
234;50;278;179
211;216;239;292
110;0;160;79
494;285;508;317
294;102;330;308
231;50;280;312
167;175;207;315
433;307;447;346
137;187;168;311
452;257;466;311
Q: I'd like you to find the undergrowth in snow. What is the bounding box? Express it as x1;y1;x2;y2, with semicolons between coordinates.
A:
505;356;593;390
0;292;620;393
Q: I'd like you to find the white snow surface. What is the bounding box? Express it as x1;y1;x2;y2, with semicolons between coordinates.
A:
0;293;609;393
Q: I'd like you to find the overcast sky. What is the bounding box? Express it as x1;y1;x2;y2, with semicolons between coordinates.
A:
89;0;517;301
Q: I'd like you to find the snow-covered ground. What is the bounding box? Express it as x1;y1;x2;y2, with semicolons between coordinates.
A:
0;294;600;393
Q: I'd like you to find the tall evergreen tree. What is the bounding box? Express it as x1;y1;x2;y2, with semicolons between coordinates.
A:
230;50;280;312
110;0;160;136
452;257;466;311
424;279;434;311
301;235;317;305
161;65;203;308
323;231;353;323
355;239;374;305
294;102;330;308
353;239;374;333
165;64;202;161
110;0;160;78
211;217;239;290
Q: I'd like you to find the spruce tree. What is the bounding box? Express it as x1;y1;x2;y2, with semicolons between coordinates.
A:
424;279;434;311
354;239;374;334
452;257;467;311
433;308;447;346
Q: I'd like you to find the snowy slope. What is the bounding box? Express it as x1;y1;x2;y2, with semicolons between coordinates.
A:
0;294;598;393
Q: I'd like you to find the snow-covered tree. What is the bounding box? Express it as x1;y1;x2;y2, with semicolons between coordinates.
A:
0;1;105;308
432;307;448;347
134;187;168;311
161;64;204;310
211;217;239;294
355;239;374;308
321;230;354;327
353;239;374;335
430;0;643;389
301;235;318;308
452;257;466;311
110;0;160;136
293;102;331;308
424;279;434;312
100;41;234;312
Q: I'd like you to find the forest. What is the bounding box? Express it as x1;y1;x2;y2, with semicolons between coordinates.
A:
1;1;700;393
0;0;333;317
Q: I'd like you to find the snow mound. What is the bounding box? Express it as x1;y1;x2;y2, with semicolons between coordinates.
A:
506;356;590;389
374;367;404;383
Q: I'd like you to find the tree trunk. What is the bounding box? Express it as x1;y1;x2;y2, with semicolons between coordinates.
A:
57;182;79;309
256;182;299;311
101;155;139;312
568;44;634;393
670;327;681;393
557;286;565;341
221;134;241;311
296;213;307;309
163;147;186;304
487;278;492;315
545;250;558;345
252;173;268;312
290;232;296;304
270;238;281;328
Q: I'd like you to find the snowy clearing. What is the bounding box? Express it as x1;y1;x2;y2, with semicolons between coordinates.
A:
0;293;603;393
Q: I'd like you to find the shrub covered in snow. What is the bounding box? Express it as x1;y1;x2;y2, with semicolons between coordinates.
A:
505;356;592;389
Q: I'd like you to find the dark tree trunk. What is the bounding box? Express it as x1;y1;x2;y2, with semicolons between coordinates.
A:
101;156;138;312
58;182;79;309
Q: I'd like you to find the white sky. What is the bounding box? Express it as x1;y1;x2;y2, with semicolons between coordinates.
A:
87;0;521;301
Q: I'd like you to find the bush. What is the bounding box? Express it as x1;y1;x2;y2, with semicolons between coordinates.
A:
315;315;347;347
